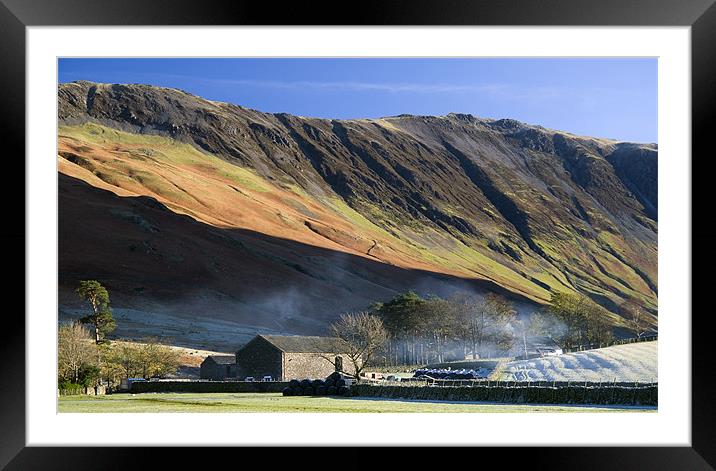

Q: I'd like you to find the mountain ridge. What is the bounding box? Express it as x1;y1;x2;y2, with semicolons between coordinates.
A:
61;80;656;145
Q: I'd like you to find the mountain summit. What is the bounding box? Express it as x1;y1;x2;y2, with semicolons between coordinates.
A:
57;81;657;341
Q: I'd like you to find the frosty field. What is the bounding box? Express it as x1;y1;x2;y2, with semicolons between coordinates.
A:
500;341;657;382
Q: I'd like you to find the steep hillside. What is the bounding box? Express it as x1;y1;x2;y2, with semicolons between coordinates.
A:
57;81;658;335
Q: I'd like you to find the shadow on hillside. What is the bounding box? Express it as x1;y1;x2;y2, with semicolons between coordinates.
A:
58;173;538;340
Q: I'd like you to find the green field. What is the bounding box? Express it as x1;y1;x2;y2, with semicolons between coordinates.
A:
58;393;655;413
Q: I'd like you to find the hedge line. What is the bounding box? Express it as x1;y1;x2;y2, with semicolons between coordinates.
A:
129;381;290;394
349;383;657;406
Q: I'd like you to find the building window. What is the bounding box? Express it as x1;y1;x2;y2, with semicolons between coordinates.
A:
335;356;343;372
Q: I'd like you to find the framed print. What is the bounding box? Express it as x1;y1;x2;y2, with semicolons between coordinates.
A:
3;0;715;467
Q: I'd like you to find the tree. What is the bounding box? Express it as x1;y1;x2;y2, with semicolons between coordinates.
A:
451;292;516;359
419;297;460;363
374;291;424;335
512;318;530;360
450;292;485;359
585;303;614;346
101;339;181;383
547;292;590;349
76;280;116;343
547;292;614;349
98;343;127;388
620;299;650;339
485;293;517;354
328;312;389;381
58;322;98;384
150;345;181;378
107;342;141;379
77;364;101;388
135;339;181;379
373;291;427;365
526;310;566;343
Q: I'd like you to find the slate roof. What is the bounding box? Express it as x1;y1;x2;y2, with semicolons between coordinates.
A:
205;355;236;365
257;335;348;353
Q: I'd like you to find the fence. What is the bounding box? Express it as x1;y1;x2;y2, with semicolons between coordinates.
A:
412;378;656;388
129;380;290;394
350;381;657;406
563;334;658;353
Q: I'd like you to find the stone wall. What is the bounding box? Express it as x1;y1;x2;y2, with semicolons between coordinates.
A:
130;380;289;393
350;382;658;406
283;352;355;380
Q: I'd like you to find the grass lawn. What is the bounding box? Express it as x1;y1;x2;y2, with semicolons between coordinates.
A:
58;393;656;413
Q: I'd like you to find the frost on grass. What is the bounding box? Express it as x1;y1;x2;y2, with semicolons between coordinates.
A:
500;341;657;382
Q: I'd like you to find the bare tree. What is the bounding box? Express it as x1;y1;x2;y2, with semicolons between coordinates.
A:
418;297;460;363
512;318;530;360
527;310;566;343
329;312;389;381
58;322;98;384
451;292;516;359
620;299;650;339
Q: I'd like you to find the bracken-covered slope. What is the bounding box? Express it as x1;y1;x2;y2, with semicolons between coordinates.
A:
57;81;657;334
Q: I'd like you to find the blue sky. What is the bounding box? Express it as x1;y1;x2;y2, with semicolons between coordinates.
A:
58;58;657;143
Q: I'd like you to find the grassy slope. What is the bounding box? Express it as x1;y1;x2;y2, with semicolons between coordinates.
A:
58;123;654;326
57;392;652;413
58;123;559;304
499;341;658;382
59;124;435;271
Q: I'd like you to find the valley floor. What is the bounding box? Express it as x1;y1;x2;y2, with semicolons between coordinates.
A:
58;392;655;413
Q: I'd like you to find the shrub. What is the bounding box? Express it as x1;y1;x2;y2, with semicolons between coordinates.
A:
78;364;101;387
58;381;85;395
58;381;83;390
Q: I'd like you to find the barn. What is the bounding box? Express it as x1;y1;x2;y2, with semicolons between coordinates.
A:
200;355;238;380
235;334;355;381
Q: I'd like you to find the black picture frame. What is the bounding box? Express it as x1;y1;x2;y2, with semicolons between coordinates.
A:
2;0;713;467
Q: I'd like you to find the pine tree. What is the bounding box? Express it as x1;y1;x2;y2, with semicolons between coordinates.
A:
76;280;116;344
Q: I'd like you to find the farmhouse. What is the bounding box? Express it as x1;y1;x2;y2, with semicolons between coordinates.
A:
200;355;238;380
235;334;355;381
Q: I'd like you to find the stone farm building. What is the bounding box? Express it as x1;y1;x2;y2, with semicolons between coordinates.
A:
200;355;238;380
235;334;355;381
